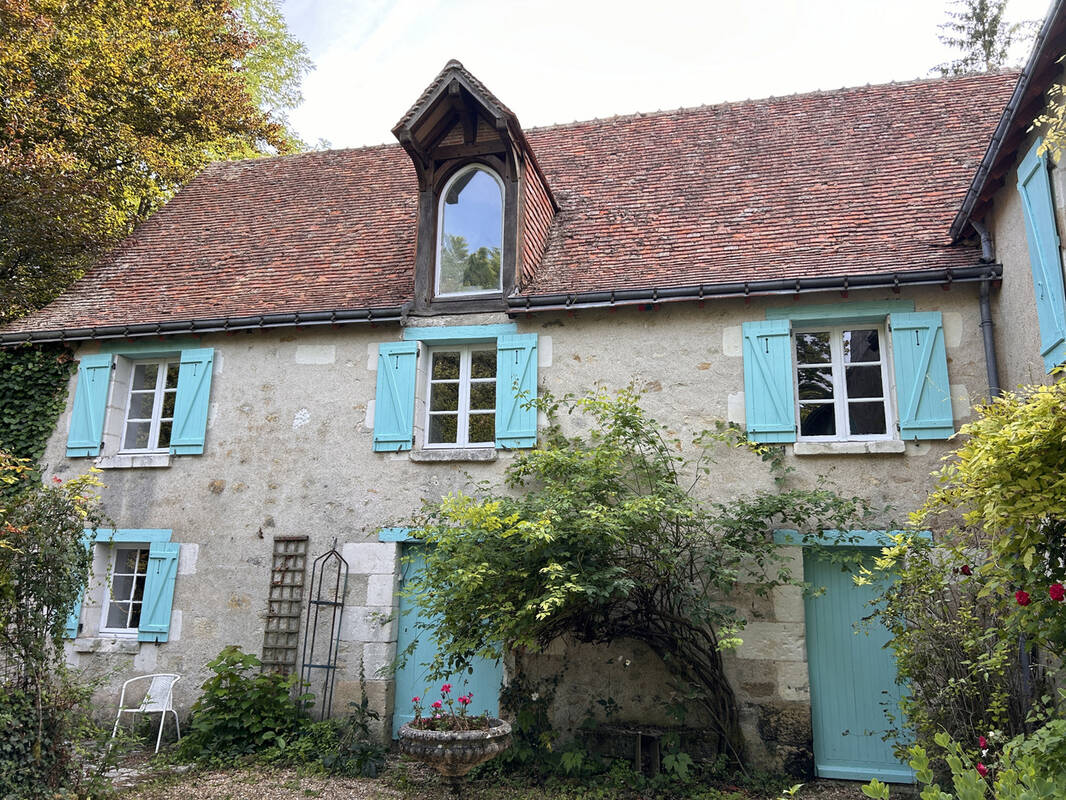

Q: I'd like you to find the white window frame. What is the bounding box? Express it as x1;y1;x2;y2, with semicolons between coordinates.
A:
119;358;178;454
434;164;505;299
423;345;497;449
793;324;896;443
98;544;151;638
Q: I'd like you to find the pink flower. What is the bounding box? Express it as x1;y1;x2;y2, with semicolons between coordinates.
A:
431;700;443;710
1050;583;1065;602
976;762;988;778
411;697;419;704
458;695;471;706
978;735;987;749
1016;590;1031;606
441;683;452;694
52;476;62;484
960;565;972;576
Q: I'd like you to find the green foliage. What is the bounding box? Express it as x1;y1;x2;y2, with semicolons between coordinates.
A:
0;0;307;319
402;389;871;763
914;378;1066;660
863;723;1066;799
317;662;386;778
0;456;108;799
862;533;1042;767
0;345;76;496
935;0;1036;76
175;646;310;763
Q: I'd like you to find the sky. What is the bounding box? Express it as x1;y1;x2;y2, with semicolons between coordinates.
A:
280;0;1053;150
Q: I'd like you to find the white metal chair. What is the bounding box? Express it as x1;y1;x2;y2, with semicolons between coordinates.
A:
111;673;182;753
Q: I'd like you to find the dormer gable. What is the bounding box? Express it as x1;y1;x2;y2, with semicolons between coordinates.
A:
393;60;556;313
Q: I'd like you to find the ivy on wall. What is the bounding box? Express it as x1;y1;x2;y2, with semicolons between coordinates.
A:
0;344;75;492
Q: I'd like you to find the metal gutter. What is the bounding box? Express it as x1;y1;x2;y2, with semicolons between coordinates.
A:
0;306;407;346
949;0;1066;241
507;265;1003;313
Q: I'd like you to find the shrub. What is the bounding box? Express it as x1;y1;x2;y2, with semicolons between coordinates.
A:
176;646;309;763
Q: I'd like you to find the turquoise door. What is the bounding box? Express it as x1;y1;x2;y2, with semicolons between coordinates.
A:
804;549;911;782
392;545;503;735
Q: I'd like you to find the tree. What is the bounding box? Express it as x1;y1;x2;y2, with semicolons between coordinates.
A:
0;0;310;320
935;0;1036;76
402;390;871;763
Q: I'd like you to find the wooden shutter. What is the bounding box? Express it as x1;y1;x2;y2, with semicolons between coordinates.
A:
63;533;94;639
373;342;418;452
742;320;796;443
495;334;538;449
170;348;214;454
138;541;180;642
1017;137;1066;373
889;311;953;440
65;354;113;457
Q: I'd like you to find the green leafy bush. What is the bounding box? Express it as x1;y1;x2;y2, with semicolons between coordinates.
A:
176;646;309;763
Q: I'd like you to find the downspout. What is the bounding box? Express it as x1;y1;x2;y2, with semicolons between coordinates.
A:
971;219;1002;397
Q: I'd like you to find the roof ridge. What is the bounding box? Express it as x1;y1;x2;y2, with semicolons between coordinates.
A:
523;70;1021;134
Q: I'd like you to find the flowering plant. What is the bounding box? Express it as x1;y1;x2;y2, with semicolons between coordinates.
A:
409;682;491;731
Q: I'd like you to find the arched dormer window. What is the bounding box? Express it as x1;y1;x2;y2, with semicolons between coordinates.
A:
436;165;504;297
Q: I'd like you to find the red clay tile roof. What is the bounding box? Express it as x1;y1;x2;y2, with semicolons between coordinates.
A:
5;72;1018;336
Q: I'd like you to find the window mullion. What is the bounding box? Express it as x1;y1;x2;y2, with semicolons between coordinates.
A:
457;349;472;447
832;329;848;440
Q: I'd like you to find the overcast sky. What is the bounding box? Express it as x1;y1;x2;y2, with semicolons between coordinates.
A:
281;0;1052;149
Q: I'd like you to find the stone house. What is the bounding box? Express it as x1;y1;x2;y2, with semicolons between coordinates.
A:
0;42;1042;780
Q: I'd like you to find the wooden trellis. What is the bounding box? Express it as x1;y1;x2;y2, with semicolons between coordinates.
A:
261;536;308;674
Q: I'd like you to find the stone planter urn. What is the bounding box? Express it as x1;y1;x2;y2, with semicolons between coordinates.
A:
397;717;512;793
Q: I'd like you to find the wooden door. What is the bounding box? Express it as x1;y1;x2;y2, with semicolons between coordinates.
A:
392;544;503;735
804;549;911;782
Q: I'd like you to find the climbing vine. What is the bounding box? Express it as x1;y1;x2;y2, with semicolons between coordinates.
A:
0;344;75;495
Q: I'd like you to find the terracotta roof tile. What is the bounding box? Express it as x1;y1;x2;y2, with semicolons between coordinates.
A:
5;72;1017;336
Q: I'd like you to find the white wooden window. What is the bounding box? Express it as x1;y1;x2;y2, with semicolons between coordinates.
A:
121;360;179;452
435;165;504;298
100;546;150;635
425;346;497;447
793;326;894;441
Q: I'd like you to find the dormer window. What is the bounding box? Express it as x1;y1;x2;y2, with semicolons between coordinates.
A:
436;165;504;297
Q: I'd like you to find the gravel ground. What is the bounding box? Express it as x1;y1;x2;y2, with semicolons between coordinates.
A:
118;760;873;800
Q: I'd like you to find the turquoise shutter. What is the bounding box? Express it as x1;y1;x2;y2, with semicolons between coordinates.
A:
170;348;214;455
374;342;418;452
742;320;796;443
889;312;953;440
1017;137;1066;373
65;354;113;457
495;334;538;449
64;534;93;638
138;541;180;642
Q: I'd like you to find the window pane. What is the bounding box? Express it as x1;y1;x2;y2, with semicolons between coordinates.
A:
106;602;131;629
128;392;156;420
849;402;888;435
128;602;142;629
471;350;497;378
132;364;159;390
166;362;180;389
845;365;884;399
431;352;460;380
158;421;173;449
123;422;151;450
430;383;459;412
797;367;834;400
469;414;495;444
134;548;149;573
112;573;135;601
843;329;880;363
132;574;146;602
795;332;831;364
799;404;836;437
161;391;175;419
428;414;458;444
437;168;503;295
469;382;496;411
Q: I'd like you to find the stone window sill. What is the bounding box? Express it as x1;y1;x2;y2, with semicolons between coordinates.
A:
70;637;140;654
793;440;906;456
96;453;171;469
408;448;498;463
